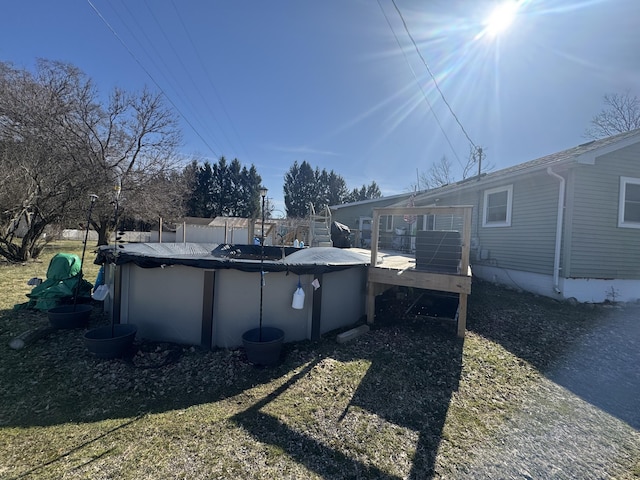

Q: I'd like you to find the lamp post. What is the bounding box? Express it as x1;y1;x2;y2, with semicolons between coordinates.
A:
110;178;123;338
259;186;268;341
73;193;99;310
112;171;122;256
260;186;268;247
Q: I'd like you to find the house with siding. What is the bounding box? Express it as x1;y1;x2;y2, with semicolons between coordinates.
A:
330;191;418;247
332;128;640;303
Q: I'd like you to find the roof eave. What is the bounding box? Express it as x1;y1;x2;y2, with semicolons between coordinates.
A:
576;132;640;165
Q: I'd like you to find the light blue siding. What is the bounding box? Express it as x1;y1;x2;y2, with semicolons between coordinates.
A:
479;174;558;275
568;143;640;279
433;174;559;275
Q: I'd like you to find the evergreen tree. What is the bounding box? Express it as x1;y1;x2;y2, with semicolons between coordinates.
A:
346;181;382;203
183;157;261;218
284;161;379;217
236;164;261;218
325;170;350;206
284;160;317;217
365;181;382;200
183;160;208;217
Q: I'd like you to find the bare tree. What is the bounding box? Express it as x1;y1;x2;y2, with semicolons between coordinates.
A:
414;147;493;191
70;86;183;245
585;91;640;139
0;60;183;261
0;61;96;261
463;145;494;180
419;155;455;189
0;140;75;261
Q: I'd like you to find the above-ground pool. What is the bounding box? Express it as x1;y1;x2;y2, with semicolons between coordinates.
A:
95;243;371;348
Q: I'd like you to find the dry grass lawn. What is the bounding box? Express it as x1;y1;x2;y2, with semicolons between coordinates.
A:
0;241;638;479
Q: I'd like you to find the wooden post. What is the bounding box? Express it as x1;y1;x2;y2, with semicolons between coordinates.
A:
457;293;468;338
248;219;255;244
460;207;472;276
366;210;382;324
366;280;376;325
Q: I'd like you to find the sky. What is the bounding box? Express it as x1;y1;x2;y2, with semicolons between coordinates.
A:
2;0;640;215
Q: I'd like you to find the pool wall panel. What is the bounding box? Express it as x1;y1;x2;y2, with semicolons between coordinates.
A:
121;264;204;345
212;269;311;348
319;267;367;334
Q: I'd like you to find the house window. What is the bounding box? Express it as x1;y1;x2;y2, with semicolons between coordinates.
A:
381;215;393;232
483;185;513;227
619;176;640;228
421;214;435;231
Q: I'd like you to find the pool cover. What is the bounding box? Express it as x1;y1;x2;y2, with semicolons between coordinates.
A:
95;243;371;275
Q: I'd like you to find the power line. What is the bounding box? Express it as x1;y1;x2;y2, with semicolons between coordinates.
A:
109;0;215;150
141;0;236;157
135;0;226;154
170;0;252;164
86;0;222;159
389;0;478;151
376;0;464;169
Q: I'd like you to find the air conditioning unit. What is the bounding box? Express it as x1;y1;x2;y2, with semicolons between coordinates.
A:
415;230;461;273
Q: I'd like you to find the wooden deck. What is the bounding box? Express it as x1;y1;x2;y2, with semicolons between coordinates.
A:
366;205;473;337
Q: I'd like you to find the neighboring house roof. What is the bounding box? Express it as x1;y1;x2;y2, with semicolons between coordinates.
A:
208;217;254;228
330;190;422;210
399;128;640;205
175;217;258;228
179;216;216;226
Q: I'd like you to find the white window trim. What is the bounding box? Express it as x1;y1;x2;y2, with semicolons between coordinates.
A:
482;185;513;227
421;213;434;231
420;204;437;231
618;176;640;229
382;215;393;232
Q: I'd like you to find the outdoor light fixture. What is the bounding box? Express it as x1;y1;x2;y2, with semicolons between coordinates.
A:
259;186;268;246
112;165;123;202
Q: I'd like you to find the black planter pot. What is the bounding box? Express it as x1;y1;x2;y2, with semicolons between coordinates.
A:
84;324;137;359
48;304;93;329
242;326;285;366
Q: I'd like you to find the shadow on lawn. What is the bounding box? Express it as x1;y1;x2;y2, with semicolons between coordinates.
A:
0;308;302;427
468;279;640;429
232;295;464;479
1;293;463;479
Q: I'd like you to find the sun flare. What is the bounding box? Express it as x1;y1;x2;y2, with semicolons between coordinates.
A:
485;1;519;37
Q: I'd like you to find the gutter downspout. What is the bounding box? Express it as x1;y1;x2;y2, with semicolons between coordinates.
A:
547;167;565;294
